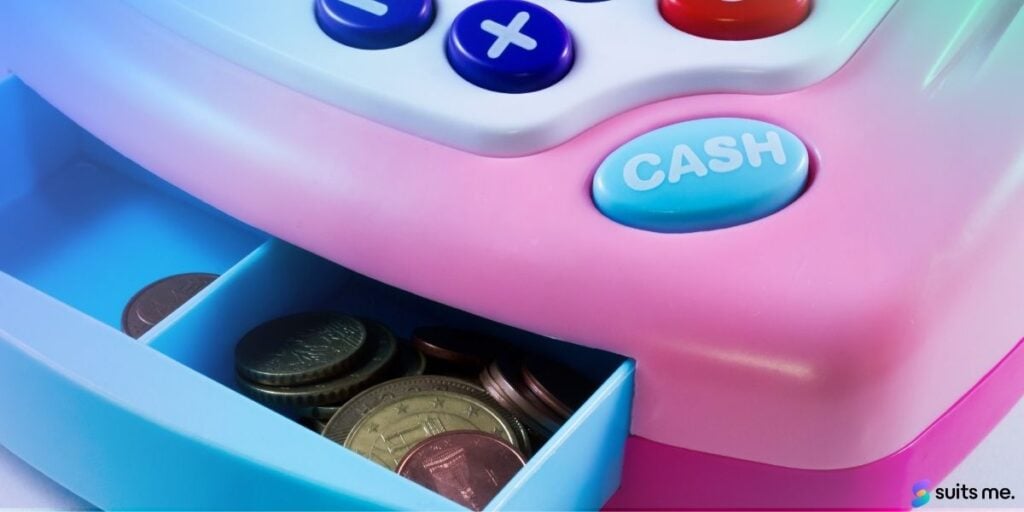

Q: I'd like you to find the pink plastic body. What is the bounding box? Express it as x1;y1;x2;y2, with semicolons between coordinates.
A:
1;0;1022;477
608;337;1024;510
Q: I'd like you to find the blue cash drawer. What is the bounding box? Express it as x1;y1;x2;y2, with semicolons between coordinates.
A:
0;76;635;510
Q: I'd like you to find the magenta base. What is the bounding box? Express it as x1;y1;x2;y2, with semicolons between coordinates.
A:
606;337;1024;510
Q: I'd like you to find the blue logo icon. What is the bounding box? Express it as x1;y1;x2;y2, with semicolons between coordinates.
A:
912;480;931;508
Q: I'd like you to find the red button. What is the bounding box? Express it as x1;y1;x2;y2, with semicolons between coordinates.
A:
659;0;812;41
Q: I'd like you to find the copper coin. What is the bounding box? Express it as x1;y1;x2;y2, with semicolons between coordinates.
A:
521;357;593;419
411;326;503;370
235;312;369;386
121;273;218;338
481;360;562;437
478;363;519;421
397;431;525;511
478;364;550;446
473;368;536;448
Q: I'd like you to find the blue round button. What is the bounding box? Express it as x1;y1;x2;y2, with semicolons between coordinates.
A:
447;0;575;93
315;0;435;50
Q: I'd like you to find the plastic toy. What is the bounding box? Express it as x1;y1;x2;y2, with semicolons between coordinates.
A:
1;0;1023;509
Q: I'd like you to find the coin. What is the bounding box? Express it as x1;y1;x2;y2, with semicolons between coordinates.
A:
322;376;491;444
480;359;562;438
397;431;525;511
121;273;218;338
235;319;397;406
392;341;427;378
322;376;530;460
345;390;522;471
411;326;504;371
302;341;424;421
235;312;369;386
521;356;592;419
306;404;342;422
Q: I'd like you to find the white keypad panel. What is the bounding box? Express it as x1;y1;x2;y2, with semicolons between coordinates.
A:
124;0;896;156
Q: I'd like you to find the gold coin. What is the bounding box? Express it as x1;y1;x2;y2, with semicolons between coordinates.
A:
344;390;519;470
322;376;530;455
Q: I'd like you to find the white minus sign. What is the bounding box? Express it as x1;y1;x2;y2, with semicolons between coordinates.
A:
338;0;388;16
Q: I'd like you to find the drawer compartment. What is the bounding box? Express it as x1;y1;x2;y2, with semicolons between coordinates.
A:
150;240;634;510
0;76;635;510
0;77;264;333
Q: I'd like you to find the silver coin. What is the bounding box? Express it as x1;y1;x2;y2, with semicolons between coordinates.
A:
235;319;397;406
235;312;368;386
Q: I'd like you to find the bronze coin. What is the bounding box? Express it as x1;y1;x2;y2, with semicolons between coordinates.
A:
478;363;518;419
397;431;525;511
235;312;368;386
481;360;562;437
478;363;548;446
121;273;218;338
521;356;593;419
235;319;397;406
411;326;503;371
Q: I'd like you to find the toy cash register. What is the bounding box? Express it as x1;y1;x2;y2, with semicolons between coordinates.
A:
1;0;1023;509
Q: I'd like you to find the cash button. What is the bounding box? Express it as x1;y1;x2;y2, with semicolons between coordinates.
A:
592;118;810;233
447;0;574;93
315;0;436;49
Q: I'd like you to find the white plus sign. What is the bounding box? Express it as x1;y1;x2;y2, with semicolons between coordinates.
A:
480;11;538;59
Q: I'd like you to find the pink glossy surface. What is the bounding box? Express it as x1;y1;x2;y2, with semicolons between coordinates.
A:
2;0;1023;470
606;336;1024;510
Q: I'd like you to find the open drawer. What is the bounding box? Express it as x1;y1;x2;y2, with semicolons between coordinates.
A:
0;76;634;510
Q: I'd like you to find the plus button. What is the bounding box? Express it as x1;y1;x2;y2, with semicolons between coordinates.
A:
480;12;538;59
446;0;574;93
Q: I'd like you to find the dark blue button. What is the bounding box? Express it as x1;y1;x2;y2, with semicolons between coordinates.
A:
447;1;574;93
315;0;435;50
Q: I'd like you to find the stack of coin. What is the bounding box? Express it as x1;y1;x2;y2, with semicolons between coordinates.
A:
479;356;592;442
234;313;404;429
233;316;596;509
521;356;592;419
300;338;428;430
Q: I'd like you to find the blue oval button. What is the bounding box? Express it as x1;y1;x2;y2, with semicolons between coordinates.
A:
315;0;435;50
592;118;809;233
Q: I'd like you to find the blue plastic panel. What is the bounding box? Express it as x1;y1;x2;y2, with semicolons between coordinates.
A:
0;76;635;510
0;79;264;331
